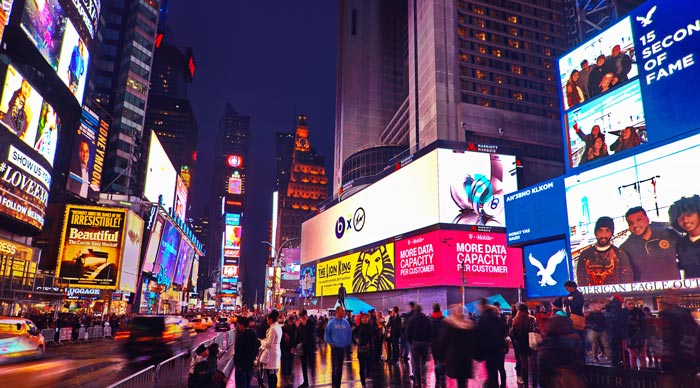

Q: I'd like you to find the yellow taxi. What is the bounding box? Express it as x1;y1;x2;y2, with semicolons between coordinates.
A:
189;318;208;332
201;316;213;328
0;317;45;362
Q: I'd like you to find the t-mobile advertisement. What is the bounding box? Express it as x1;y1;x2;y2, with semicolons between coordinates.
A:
395;230;523;289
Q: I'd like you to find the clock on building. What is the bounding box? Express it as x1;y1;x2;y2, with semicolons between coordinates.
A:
296;137;309;149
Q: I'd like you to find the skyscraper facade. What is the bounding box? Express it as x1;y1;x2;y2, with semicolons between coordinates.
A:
335;0;573;192
86;0;160;197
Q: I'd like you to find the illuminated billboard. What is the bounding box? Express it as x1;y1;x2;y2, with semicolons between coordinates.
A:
152;220;181;286
505;177;568;245
394;230;523;289
565;133;700;294
119;211;144;293
301;146;519;263
280;247;300;280
315;242;395;297
173;239;194;286
224;213;242;251
141;214;164;274
299;265;315;297
144;132;177;212
0;1;14;43
56;206;127;289
174;175;187;219
558;0;700;170
21;0;89;103
227;172;242;195
523;239;572;299
67;107;108;199
227;155;242;168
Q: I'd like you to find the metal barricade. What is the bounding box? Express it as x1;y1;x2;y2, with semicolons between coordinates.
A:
104;325;113;339
215;332;224;348
226;328;236;349
222;355;234;378
95;326;104;339
78;327;88;342
58;327;73;343
105;365;156;388
154;352;187;388
41;329;58;346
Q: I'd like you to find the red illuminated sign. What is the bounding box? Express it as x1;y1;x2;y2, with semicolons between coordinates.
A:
227;155;242;168
188;57;195;78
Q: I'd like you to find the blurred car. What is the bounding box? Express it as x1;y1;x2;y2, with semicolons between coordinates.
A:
122;315;193;363
189;318;208;332
0;317;45;363
201;316;213;328
214;317;230;331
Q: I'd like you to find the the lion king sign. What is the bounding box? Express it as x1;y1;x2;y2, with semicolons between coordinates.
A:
314;243;396;297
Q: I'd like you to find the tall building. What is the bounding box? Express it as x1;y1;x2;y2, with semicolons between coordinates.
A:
334;0;409;192
275;115;330;245
86;0;160;197
335;0;572;192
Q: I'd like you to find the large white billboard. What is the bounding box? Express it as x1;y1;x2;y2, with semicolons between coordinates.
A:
300;147;519;263
144;131;177;212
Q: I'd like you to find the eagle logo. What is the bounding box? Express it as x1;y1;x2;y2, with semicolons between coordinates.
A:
528;249;567;287
636;5;656;27
352;245;395;293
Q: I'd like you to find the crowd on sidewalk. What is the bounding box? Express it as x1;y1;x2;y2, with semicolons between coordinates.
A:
188;285;700;388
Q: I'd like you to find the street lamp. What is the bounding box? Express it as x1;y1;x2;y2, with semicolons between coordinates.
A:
261;238;296;310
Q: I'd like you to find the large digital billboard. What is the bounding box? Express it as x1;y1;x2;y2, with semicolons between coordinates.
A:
299;264;315;297
394;230;523;289
144;132;177;212
0;1;14;43
558;0;700;170
523;239;572;299
173;239;194;286
280;247;301;280
141;214;164;274
174;175;187;220
66;107;107;199
119;211;144;293
21;0;89;103
152;220;181;285
0;65;61;167
56;206;126;289
505;177;568;245
565;133;700;294
315;242;395;297
224;213;242;251
301;147;519;263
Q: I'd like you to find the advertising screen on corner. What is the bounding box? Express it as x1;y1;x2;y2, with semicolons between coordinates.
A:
144;132;177;212
565;133;700;294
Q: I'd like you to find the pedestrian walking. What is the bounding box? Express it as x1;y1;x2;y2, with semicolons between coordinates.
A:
441;306;475;388
353;313;378;387
510;303;539;388
281;315;298;386
261;310;283;388
406;304;431;388
429;303;447;388
234;317;260;388
538;315;585;388
386;306;401;363
296;310;316;388
325;306;353;388
476;299;508;388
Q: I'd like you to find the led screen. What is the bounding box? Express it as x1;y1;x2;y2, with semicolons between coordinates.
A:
314;242;395;297
66;107;107;199
224;225;242;250
152;220;181;284
565;133;700;294
280;247;301;280
394;230;523;289
523;239;572;298
119;211;144;293
299;265;315;297
564;80;646;169
505;177;568;245
144;132;177;212
0;1;14;43
558;17;638;112
228;174;242;195
56;206;126;289
21;0;89;104
174;175;187;219
141;215;164;274
0;65;61;166
173;238;193;285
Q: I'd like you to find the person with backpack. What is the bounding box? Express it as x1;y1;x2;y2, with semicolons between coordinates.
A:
510;303;539;388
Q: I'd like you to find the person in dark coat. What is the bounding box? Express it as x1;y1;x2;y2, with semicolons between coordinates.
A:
296;310;316;388
538;315;585;388
429;303;447;387
234;317;261;388
281;315;297;386
441;306;475;388
477;299;509;388
353;313;378;387
510;303;539;388
604;295;626;368
386;306;402;363
406;304;432;388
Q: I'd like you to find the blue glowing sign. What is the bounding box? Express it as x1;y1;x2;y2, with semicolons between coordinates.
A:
504;177;568;245
523;239;572;299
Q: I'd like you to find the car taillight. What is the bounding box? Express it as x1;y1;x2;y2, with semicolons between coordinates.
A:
115;330;130;340
162;331;175;343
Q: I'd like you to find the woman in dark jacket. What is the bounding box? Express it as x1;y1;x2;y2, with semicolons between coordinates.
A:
353;313;378;387
510;304;539;388
538;315;584;388
441;307;475;388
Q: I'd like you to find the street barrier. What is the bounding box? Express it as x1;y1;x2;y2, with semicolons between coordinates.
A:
78;327;88;342
215;332;224;348
225;329;235;349
105;365;156;388
87;326;104;340
58;327;72;343
104;326;113;339
41;329;58;346
154;352;187;388
222;355;234;378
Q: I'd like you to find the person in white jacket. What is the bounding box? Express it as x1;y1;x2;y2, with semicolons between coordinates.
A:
262;310;283;388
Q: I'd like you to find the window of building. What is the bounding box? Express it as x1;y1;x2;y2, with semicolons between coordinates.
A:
475;18;485;28
459;53;468;62
474;31;486;41
458;27;466;36
508;39;520;48
472;6;485;15
491;48;501;57
478;45;486;54
513;92;523;101
509;27;518;36
510;65;522;75
508;15;518;23
475;70;486;79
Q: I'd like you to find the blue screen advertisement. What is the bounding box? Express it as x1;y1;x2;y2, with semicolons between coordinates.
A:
173;239;193;285
524;239;572;298
505;177;568;245
631;0;700;138
153;220;181;285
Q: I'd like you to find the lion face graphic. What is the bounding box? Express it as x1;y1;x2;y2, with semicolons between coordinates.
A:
352;245;395;293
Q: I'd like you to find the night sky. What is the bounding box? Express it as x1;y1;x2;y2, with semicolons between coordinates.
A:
167;2;338;305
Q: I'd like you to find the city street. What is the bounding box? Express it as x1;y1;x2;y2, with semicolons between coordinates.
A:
0;327;222;388
226;344;520;388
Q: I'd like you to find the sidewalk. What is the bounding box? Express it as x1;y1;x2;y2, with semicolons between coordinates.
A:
226;344;520;388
